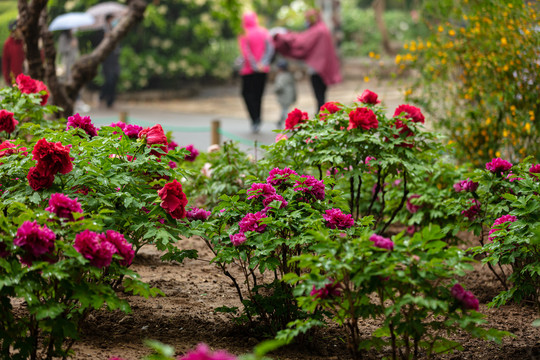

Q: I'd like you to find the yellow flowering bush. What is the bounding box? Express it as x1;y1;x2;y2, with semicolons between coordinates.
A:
397;0;539;165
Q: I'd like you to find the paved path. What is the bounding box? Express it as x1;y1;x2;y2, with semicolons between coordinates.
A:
85;77;408;155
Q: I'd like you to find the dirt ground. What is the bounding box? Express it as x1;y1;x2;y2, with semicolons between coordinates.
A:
67;234;540;360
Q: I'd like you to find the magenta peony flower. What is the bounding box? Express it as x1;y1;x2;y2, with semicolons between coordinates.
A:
294;175;325;201
186;207;211;221
230;233;246;246
369;234;394;250
488;215;517;241
14;221;56;265
108;121;126;131
357;89;381;104
0;109;18;134
177;343;237;360
323;208;354;230
310;280;342;299
247;183;276;200
267;167;297;187
74;230;116;268
285;108;309;130
104;230;134;266
530;164;540;174
66;113;98;137
485;158;512;174
347;107;378;130
169;161;178;169
450;283;479;311
168;140;179;151
461;199;481;220
123;123;143;138
505;172;523;182
262;194;288;210
45;193;83;221
393;104;425;124
183;144;199;162
239;212;267;233
453;178;479;192
406;194;421;213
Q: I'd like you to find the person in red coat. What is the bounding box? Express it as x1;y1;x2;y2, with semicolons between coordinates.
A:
2;20;25;85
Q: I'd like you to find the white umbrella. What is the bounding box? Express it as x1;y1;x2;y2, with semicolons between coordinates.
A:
49;12;96;31
84;2;129;29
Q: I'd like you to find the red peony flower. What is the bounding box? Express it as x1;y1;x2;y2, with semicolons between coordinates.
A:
357;89;381;104
27;166;55;191
319;101;341;120
285;108;309;130
74;230;116;268
310;280;342;299
16;74;49;105
347;107;378;130
104;230;134;266
393;104;425;124
183;144;199;162
32;138;73;176
138;124;168;156
0;141;27;165
0;109;18;133
158;179;188;219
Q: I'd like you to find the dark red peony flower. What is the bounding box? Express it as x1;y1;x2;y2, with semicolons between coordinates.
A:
16;74;49;106
139;124;168;156
357;89;381;104
158;179;188;219
27;166;55;191
393;104;425;124
0;109;18;133
32;138;73;176
285;108;309;130
347;107;378;130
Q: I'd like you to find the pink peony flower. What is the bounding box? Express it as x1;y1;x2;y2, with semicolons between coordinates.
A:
262;194;288;210
123;124;143;138
45;193;83;221
488;215;517;241
108;121;126;131
32;138;73;176
310;280;342;299
347;107;378;130
485;158;512;174
453;178;479;192
73;230;115;268
357;89;381;104
369;234;394;250
406;194;421;213
104;230;134;266
323;208;354;230
158;179;188;219
27;166;55;191
505;172;523;183
285;108;309;130
239;212;267;233
66;113;98;137
267;167;297;187
450;283;479;311
0;109;18;134
201;163;212;177
16;74;49;105
461;199;481;220
294;175;325;201
230;233;246;246
183;144;199;162
186;207;211;221
275;133;288;142
14;221;56;265
247;183;276;200
177;343;237;360
393;104;425;124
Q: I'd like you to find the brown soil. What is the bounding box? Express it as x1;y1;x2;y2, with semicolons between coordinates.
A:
65;235;540;360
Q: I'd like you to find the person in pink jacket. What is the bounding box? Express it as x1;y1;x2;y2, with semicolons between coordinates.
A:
238;11;274;134
273;8;342;114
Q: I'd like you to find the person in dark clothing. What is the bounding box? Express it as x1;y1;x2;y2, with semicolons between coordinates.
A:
99;14;120;108
2;20;25;85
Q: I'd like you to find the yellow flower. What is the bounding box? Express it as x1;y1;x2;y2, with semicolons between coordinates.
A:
369;51;375;58
395;54;402;64
438;25;444;32
404;88;412;96
503;130;509;137
485;117;492;125
501;37;507;45
449;29;456;36
525;123;531;132
364;76;370;82
495;151;501;157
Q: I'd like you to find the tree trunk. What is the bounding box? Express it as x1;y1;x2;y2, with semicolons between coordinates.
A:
373;0;393;55
18;0;147;118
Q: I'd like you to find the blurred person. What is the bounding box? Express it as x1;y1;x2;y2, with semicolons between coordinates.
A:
273;58;297;128
99;14;121;109
273;8;342;114
2;20;25;85
57;29;79;81
237;10;274;134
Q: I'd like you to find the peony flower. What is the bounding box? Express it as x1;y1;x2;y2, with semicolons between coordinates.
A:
294;175;325;201
239;212;267;233
310;280;342;299
488;214;517;241
169;161;177;169
230;233;246;246
406;194;421;213
108;121;126;131
0;141;27;164
177;343;237;360
139;124;168;156
393;104;425;124
27;166;55;191
201;163;212;177
123;123;143;138
461;199;481;220
45;193;83;221
247;183;276;200
267;167;297;187
66;113;98;137
285;108;309;130
485;158;512;174
357;89;381;104
168;140;179;151
450;283;479;311
529;164;540;174
207;144;220;153
323;208;354;229
16;74;49;105
14;221;56;265
505;171;523;183
347;107;378;130
0;109;18;133
104;230;134;266
186;207;211;221
158;179;188;219
453;178;479;192
74;230;116;268
262;194;288;210
319;101;341;120
369;234;394;250
32;138;73;176
275;133;288;142
183;144;199;162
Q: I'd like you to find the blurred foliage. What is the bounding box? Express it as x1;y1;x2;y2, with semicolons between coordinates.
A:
397;0;540;165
